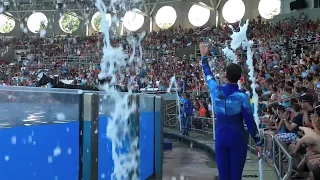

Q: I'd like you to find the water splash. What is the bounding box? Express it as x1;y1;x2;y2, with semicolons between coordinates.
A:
234;20;263;180
95;0;142;179
222;42;241;89
222;46;237;63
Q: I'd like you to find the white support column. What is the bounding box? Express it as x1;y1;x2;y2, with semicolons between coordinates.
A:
120;22;124;36
86;24;89;36
215;10;219;27
149;17;153;32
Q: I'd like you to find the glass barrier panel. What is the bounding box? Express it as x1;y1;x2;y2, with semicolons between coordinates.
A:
0;86;80;180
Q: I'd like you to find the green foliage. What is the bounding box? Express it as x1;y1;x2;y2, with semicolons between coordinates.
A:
0;17;15;33
160;23;173;30
93;12;102;32
39;20;47;30
35;20;47;33
264;8;280;19
60;12;80;33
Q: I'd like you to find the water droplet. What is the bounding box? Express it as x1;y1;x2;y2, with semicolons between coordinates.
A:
48;156;53;163
53;147;61;157
28;136;32;143
67;148;72;155
101;173;105;179
11;136;16;145
4;155;9;161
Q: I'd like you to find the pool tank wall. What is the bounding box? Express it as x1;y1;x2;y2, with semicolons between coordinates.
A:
0;86;164;180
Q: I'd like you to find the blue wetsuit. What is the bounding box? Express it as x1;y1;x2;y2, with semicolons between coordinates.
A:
201;56;262;180
179;93;193;134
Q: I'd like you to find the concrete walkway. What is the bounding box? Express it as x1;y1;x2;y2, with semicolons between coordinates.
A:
162;146;217;180
163;128;278;180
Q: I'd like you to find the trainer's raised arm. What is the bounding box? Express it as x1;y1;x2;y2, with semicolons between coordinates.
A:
199;43;220;98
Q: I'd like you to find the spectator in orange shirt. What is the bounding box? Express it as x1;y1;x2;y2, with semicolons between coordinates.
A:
199;102;207;117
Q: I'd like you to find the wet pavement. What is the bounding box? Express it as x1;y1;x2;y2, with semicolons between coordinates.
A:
163;128;278;180
162;146;216;180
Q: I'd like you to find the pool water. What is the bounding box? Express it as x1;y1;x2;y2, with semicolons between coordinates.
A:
0;113;155;180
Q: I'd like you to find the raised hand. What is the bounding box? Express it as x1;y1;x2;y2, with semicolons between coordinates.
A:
199;43;209;57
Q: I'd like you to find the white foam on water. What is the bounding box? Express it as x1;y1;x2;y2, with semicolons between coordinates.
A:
56;113;65;121
95;0;142;179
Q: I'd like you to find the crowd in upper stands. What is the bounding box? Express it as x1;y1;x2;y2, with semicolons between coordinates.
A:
1;13;320;179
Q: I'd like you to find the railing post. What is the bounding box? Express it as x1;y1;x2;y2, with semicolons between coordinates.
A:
278;142;282;178
79;93;99;180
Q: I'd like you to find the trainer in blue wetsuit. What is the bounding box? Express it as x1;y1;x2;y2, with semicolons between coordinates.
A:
178;93;193;135
199;43;263;180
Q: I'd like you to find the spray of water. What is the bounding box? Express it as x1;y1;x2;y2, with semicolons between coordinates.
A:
222;43;242;89
222;46;237;63
95;0;143;179
228;19;263;180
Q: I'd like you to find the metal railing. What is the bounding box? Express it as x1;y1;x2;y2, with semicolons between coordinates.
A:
272;136;292;180
17;50;156;66
190;117;213;140
164;101;178;129
247;131;293;180
164;101;292;180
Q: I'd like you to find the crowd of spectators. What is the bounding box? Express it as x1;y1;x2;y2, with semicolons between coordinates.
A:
1;13;320;179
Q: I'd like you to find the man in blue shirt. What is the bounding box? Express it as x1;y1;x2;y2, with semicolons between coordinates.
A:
199;43;263;180
179;93;193;136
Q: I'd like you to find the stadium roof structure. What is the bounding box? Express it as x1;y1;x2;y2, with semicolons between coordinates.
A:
1;0;218;22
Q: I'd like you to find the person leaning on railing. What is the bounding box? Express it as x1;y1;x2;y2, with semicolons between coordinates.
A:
274;103;304;162
289;103;320;179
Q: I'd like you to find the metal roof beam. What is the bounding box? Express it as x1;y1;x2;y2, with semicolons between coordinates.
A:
215;0;222;10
